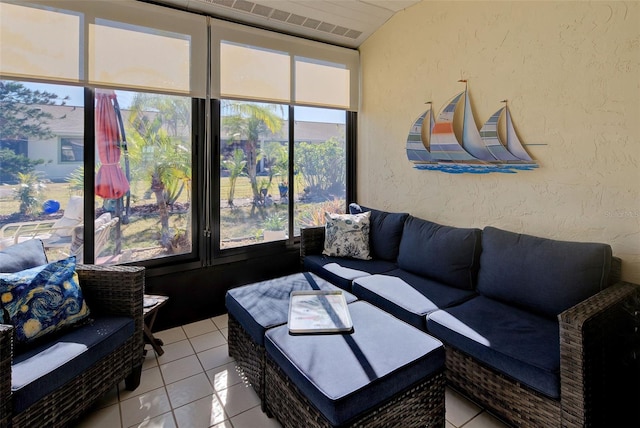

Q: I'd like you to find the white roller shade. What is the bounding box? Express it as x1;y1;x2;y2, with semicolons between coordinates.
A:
1;0;207;98
212;19;359;111
220;42;290;103
295;58;350;109
0;2;82;83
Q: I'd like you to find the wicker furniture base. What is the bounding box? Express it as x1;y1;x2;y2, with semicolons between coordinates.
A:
265;355;445;428
446;347;558;427
228;314;265;403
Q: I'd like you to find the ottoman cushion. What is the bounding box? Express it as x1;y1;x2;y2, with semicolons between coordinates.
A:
225;272;357;345
265;301;444;426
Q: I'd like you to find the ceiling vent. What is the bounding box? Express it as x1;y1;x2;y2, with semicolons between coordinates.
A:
196;0;363;40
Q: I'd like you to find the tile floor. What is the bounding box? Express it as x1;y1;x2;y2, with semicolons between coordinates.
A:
73;314;510;428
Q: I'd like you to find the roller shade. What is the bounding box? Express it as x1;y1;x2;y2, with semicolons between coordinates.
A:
0;0;207;98
0;2;82;83
211;19;359;111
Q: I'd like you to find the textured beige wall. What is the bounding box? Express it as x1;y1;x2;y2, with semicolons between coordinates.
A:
359;1;640;282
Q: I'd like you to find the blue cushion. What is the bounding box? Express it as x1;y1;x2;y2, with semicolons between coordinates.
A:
349;204;409;261
265;301;444;426
0;239;47;273
225;272;357;346
303;254;396;291
477;227;613;318
11;316;134;413
397;216;482;290
427;296;560;398
0;256;90;343
352;269;477;330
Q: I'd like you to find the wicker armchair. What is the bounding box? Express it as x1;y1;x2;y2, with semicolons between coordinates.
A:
0;264;145;428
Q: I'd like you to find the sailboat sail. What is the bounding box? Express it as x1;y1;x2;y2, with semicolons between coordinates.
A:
479;107;522;162
406;109;435;163
430;92;480;162
505;107;532;161
462;89;497;161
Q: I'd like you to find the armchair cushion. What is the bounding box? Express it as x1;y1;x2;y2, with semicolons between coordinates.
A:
11;316;134;413
0;239;47;273
0;256;90;344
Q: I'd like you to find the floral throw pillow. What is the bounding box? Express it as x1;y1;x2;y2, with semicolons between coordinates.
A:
322;211;372;260
0;256;90;343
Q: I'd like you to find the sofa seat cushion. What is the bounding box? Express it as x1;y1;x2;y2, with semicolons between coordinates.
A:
353;270;477;330
427;296;560;398
349;204;409;261
303;254;396;291
265;301;444;426
225;272;357;346
397;216;481;290
11;316;134;413
477;227;613;318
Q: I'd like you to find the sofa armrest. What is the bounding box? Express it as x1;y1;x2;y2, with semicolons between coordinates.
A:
300;226;325;264
1;324;13;428
76;264;146;366
559;281;640;426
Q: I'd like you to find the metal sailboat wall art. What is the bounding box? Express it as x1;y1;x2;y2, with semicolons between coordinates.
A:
405;81;538;174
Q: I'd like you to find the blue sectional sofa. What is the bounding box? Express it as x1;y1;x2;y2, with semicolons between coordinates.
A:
300;205;639;427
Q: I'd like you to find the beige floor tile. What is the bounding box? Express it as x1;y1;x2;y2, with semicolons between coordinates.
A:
206;362;243;392
154;327;187;345
75;403;121;428
446;421;456;428
120;387;172;428
197;344;234;371
464;411;510;428
128;411;177;428
445;388;483;428
142;347;159;370
230;405;282;428
189;330;227;353
160;355;204;385
173;395;227;428
157;339;195;365
216;382;261;418
219;328;228;340
211;314;228;330
120;366;165;401
183;319;217;338
167;373;215;409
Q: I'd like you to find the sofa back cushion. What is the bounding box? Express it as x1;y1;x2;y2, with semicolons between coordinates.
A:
477;227;613;318
397;216;482;290
349;204;409;261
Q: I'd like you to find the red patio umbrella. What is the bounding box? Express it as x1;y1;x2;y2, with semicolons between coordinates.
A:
95;89;130;199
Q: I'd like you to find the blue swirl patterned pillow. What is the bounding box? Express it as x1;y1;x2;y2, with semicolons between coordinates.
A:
0;256;90;343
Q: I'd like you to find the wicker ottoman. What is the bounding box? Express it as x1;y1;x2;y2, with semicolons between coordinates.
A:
225;272;357;408
264;301;445;428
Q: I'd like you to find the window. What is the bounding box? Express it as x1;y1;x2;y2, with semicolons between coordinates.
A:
95;89;194;262
60;138;83;163
294;107;347;235
219;100;289;249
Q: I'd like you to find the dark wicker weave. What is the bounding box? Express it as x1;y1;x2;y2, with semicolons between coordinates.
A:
300;227;640;428
0;264;145;428
227;314;266;407
265;355;445;428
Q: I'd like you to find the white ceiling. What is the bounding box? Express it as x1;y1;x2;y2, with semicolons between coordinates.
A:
152;0;421;48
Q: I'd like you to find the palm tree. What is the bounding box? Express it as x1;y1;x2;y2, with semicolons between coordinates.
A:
128;95;192;251
221;102;283;207
221;148;247;207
